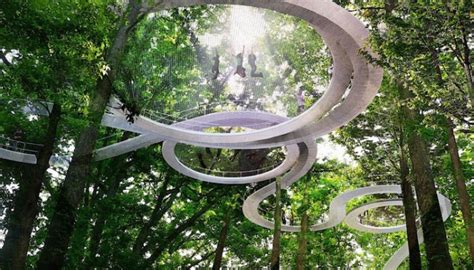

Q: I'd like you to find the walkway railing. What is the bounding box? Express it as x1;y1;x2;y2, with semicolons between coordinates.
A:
187;162;282;177
137;100;268;128
141;101;233;121
0;136;43;155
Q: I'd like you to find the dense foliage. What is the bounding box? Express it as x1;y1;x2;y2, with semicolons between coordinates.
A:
0;1;472;269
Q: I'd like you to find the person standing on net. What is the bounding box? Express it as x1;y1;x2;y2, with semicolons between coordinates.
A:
12;128;25;151
234;46;246;78
296;86;305;113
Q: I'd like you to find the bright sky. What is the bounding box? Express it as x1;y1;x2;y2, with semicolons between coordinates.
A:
200;5;266;52
318;135;354;165
228;5;267;53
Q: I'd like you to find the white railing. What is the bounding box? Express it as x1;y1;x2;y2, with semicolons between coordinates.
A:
186;162;282;177
0;135;43;154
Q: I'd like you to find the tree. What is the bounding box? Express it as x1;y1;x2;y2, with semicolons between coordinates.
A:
0;2;472;269
295;177;310;270
212;206;232;269
0;104;61;270
348;1;474;267
36;1;160;268
0;1;110;267
270;177;282;270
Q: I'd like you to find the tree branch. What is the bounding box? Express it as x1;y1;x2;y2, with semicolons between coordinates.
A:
145;200;216;266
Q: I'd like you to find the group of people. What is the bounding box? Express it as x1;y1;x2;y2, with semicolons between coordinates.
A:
211;46;264;80
211;47;311;114
234;47;264;78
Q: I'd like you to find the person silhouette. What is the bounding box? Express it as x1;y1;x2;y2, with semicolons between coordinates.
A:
211;50;220;80
234;46;246;78
248;52;263;78
12;128;25;151
296;87;305;113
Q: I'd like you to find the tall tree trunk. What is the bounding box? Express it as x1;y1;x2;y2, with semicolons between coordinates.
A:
36;2;147;269
430;33;474;264
296;211;308;270
270;177;282;270
0;104;61;270
36;73;113;270
446;118;474;265
212;211;231;270
398;84;453;269
399;137;422;270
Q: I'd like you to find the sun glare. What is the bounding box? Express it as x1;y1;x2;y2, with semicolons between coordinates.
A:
228;5;267;53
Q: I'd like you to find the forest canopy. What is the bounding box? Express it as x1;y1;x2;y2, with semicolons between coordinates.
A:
0;1;472;269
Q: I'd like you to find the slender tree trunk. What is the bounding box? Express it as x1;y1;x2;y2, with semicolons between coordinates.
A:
84;153;133;269
84;190;126;267
65;203;93;268
270;177;282;270
399;138;422;270
132;178;175;256
296;211;308;270
0;104;61;270
212;211;231;270
36;2;147;269
430;33;474;265
85;214;105;267
398;85;453;269
446;118;474;265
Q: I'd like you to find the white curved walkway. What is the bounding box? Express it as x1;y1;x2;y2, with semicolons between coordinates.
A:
103;0;383;149
244;184;451;270
0;147;37;164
